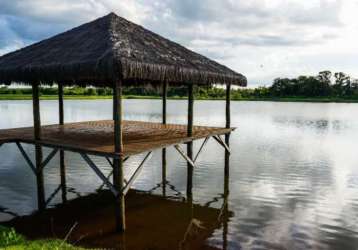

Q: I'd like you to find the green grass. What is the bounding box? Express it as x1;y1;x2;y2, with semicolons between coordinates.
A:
0;94;112;100
0;94;183;101
238;97;358;103
1;94;358;103
0;226;84;250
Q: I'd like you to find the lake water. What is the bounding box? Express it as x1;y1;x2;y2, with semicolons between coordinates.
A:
1;99;358;249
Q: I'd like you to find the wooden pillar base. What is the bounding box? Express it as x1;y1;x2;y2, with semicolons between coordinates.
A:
224;133;230;180
223;134;230;249
186;142;193;202
162;148;167;196
113;157;126;232
60;150;67;203
35;145;45;211
186;83;194;202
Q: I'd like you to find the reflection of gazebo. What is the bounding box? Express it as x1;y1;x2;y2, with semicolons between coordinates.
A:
4;190;232;249
0;13;246;232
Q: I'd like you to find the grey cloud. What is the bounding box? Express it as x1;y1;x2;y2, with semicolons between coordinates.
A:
0;17;18;48
0;0;344;50
140;0;343;53
155;0;342;27
4;15;69;42
0;0;352;85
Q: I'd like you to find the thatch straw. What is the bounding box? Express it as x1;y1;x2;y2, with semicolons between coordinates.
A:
0;13;247;87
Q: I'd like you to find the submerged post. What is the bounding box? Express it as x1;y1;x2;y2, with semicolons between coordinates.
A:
225;83;231;178
113;79;125;232
32;83;45;211
187;84;194;201
162;81;167;125
58;84;67;203
225;83;231;130
223;145;230;250
162;81;168;196
222;83;231;249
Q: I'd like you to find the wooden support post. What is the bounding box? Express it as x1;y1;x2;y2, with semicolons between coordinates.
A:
224;140;230;198
223;136;230;250
113;79;125;232
58;84;67;203
187;84;194;202
162;81;167;125
162;81;167;196
59;84;64;125
225;83;231;130
162;149;167;196
222;146;230;249
223;84;231;249
225;83;231;178
32;83;45;211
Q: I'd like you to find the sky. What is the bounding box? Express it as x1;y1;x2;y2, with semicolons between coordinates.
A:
0;0;357;87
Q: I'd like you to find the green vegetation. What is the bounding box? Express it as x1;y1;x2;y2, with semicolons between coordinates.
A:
0;226;83;250
1;71;358;102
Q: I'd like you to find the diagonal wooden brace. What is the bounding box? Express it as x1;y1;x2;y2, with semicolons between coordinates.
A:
174;145;196;168
40;148;59;171
213;135;231;154
45;184;62;206
98;156;130;190
81;153;119;197
106;156;129;169
122;152;152;195
16;142;36;174
16;142;59;174
194;137;210;162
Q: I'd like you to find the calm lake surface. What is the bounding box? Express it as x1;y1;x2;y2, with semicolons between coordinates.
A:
1;99;358;249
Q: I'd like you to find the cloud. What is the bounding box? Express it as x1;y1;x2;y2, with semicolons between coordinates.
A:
0;0;356;85
144;0;342;41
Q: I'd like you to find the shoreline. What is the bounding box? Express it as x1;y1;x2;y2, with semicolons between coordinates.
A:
1;94;358;103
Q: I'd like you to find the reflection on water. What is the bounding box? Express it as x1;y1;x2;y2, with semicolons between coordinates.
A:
1;100;358;249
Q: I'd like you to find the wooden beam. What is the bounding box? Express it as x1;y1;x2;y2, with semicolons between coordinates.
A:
187;84;194;201
32;83;45;211
187;84;194;137
58;84;64;125
193;137;210;162
225;83;231;129
58;83;66;203
174;145;196;168
213;135;231;154
162;81;168;196
162;148;167;196
225;83;231;183
45;184;62;206
223;133;230;249
162;81;167;125
113;79;126;232
32;83;41;140
16;142;36;174
122;152;152;195
81;153;118;196
40;148;59;170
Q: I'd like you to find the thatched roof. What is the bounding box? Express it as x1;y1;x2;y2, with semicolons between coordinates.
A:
0;13;247;87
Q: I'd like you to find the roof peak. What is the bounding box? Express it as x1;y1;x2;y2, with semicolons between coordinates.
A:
0;12;247;86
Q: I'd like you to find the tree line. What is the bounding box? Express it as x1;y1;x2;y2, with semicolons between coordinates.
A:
0;71;357;100
259;71;358;98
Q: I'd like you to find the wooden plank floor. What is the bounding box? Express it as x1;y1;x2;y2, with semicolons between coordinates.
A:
0;120;234;157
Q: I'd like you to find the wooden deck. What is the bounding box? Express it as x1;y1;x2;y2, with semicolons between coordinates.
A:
0;120;233;157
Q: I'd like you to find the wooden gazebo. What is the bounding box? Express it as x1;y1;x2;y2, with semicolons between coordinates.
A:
0;13;247;232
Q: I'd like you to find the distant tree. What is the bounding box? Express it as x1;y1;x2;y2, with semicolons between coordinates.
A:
297;76;326;97
317;71;332;85
270;78;294;96
333;72;351;96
